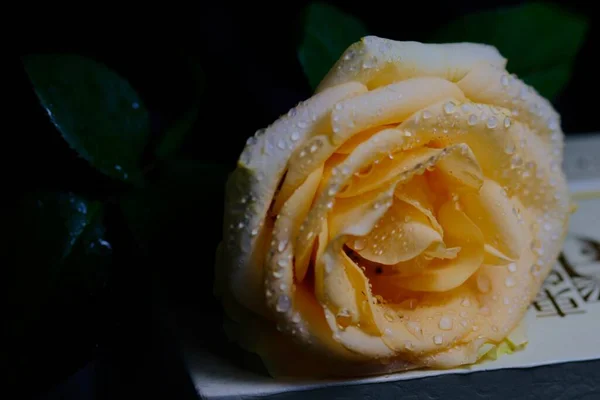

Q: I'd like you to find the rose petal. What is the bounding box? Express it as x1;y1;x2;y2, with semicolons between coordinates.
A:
222;81;368;315
348;200;444;265
457;63;562;151
483;244;515;266
271;164;324;282
460;179;525;260
272;135;336;215
330;77;465;145
335;125;394;154
338;143;482;198
317;36;506;92
395;200;485;292
395;174;443;234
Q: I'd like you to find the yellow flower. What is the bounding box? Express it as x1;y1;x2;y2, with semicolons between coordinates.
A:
215;36;571;378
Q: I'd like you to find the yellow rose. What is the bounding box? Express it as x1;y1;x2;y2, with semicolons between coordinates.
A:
215;36;571;378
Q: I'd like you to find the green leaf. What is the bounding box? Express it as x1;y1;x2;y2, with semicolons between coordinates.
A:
298;2;368;90
155;104;200;161
428;2;589;100
8;192;112;334
7;191;113;384
23;54;151;184
120;160;232;246
155;61;204;161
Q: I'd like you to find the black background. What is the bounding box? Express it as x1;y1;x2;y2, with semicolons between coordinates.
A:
10;1;600;398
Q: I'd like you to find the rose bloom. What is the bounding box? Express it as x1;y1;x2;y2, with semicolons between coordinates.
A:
215;37;571;378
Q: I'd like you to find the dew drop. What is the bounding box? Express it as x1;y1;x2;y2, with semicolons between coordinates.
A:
444;101;456;114
277;140;286;150
504;141;516;155
504;117;511;129
276;295;291;313
336;308;353;329
439;316;453;331
487;116;498;129
530;264;542;276
468;114;478;126
433;335;443;345
507;263;517;272
500;75;509;87
354;238;366;250
422;110;432;120
297;121;307;129
343;50;355;61
277;239;288;253
461;298;471;307
477;274;491;293
504;276;516;288
291;132;300;142
277;259;288;268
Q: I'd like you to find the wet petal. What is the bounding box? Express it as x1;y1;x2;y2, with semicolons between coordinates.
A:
484;244;515;266
339;143;482;198
460;179;525;260
396;201;485;292
395;175;442;234
335;125;394;154
275;165;325;282
222;81;368;315
457;63;561;151
330;77;465;145
317;36;506;92
272;136;335;215
348;201;444;265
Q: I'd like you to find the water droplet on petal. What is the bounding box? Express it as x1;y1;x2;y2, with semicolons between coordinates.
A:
439;316;453;330
336;308;353;329
277;240;288;253
487;116;498;129
433;335;443;345
277;259;288;267
530;264;542;276
444;101;456;114
276;295;291;313
353;238;366;250
468;114;478;126
477;274;491;293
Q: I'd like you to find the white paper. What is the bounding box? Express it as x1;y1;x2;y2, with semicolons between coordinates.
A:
187;134;600;399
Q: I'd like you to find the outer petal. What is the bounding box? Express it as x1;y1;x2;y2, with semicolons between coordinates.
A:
219;82;367;316
317;36;506;92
